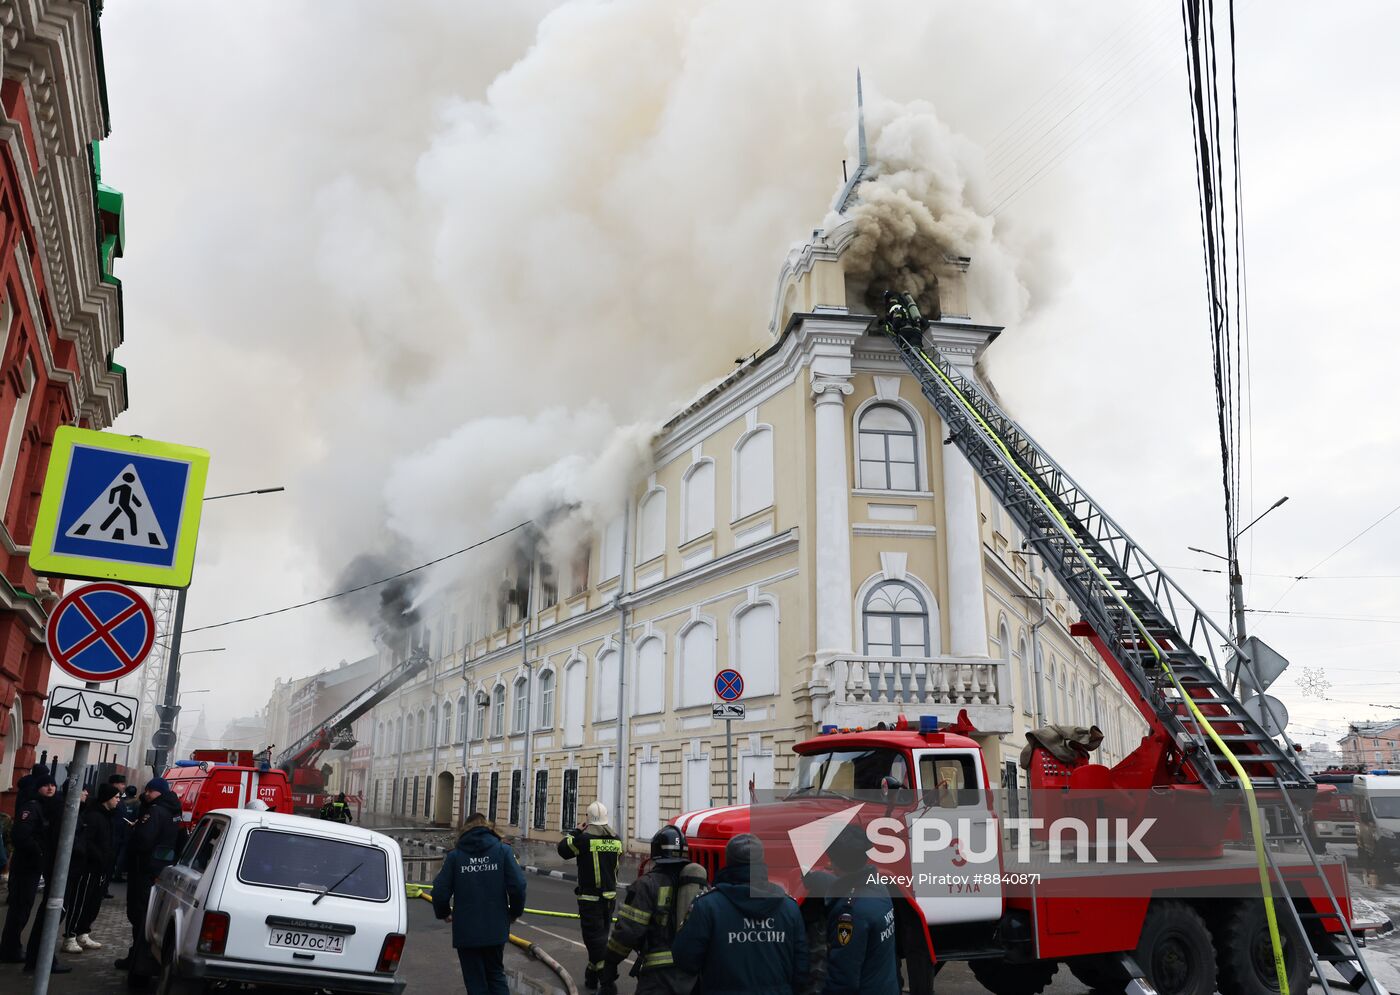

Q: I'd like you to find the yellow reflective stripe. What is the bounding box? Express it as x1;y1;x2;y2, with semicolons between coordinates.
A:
642;951;674;967
578;893;602;902
601;891;616;900
606;939;631;957
618;905;650;924
912;337;1293;995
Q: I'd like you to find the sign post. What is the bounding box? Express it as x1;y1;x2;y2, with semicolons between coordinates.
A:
713;669;745;806
27;428;206;995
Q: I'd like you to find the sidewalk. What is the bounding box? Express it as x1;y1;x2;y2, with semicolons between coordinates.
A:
0;877;134;994
375;821;642;884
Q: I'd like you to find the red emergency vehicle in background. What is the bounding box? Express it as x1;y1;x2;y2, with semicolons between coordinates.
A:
163;750;293;826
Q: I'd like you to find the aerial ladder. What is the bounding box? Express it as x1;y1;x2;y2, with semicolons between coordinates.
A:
273;647;430;816
878;292;1382;995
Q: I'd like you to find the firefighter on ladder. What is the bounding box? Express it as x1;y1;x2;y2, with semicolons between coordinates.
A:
599;826;707;995
557;801;622;990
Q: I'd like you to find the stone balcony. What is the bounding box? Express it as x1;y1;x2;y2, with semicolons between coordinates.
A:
804;654;1013;734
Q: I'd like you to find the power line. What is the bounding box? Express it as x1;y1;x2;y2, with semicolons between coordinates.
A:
1261;498;1400;616
183;521;530;635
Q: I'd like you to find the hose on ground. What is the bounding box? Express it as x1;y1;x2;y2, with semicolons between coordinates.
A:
408;881;586;993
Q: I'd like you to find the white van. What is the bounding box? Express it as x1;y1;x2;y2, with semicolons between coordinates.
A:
1354;772;1400;867
147;808;407;995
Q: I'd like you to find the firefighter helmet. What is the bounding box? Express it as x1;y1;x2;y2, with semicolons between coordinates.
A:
650;825;687;860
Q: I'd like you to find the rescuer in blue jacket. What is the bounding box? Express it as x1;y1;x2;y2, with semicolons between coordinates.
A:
432;813;527;995
673;834;807;995
820;824;899;995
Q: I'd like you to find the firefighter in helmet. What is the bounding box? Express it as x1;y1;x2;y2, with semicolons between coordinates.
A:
319;793;353;824
558;801;623;989
599;826;707;995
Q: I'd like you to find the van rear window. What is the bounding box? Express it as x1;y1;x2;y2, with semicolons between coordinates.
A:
238;829;389;902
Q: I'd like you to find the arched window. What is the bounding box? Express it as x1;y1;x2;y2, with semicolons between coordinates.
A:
513;676;529;734
1056;661;1068;725
473;692;488;740
734;428;774;519
417;709;427;750
375;722;384;751
538;669;556;728
735;603;777;698
405;713;417;752
1044;660;1056;724
395;716;403;753
428;705;437;748
563;659;585;746
1015;633;1031;716
682;461;715;541
678;621;715;707
861;581;930;658
456;694;467;742
596;649;620;721
0;708;18;793
857;404;918;490
491;685;505;738
637;489;667;563
635;637;664;715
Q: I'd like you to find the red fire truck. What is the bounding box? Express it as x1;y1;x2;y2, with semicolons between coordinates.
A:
670;301;1386;995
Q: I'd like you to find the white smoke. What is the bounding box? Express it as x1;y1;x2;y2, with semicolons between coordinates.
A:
104;0;1050;641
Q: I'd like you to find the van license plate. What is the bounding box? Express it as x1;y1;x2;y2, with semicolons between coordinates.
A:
269;929;344;954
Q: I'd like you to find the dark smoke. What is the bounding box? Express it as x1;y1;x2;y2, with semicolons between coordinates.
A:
333;549;422;652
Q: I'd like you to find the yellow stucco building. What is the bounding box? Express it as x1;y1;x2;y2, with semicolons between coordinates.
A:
353;220;1146;849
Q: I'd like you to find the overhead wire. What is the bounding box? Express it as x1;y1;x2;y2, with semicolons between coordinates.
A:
182;521;530;635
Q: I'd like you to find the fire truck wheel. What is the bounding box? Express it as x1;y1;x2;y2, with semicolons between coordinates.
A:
1067;956;1128;992
1136;901;1216;995
969;958;1057;995
1215;901;1308;995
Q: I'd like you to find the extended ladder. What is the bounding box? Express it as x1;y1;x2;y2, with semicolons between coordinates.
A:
879;309;1383;995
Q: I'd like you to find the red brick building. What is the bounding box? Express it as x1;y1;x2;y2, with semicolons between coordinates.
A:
0;0;127;812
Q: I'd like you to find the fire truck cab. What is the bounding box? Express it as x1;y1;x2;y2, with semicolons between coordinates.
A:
164;760;293;827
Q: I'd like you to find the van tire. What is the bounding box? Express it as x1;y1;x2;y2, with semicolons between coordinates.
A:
1136;901;1216;995
969;959;1058;995
1215;901;1309;995
155;933;203;995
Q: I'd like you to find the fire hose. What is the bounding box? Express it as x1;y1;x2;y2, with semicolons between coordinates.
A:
407;883;587;995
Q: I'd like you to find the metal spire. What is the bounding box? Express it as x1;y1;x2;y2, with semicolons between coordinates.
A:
832;69;870;214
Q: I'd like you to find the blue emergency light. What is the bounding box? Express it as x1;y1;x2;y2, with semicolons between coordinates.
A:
919;715;940;734
174;759;201;767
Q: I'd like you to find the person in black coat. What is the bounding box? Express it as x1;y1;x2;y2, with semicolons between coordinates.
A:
432;813;526;995
0;770;56;964
118;778;184;980
111;785;138;883
64;784;119;952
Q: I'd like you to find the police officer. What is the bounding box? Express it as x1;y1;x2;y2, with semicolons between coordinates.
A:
600;826;707;995
673;834;807;995
111;785;138;883
821;825;898;995
433;812;526;995
558;801;622;990
119;777;184;981
319;792;353;823
0;770;69;972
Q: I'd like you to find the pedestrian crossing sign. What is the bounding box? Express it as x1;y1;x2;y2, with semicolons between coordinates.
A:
29;427;209;588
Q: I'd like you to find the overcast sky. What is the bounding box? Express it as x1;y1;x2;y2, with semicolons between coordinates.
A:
94;2;1400;748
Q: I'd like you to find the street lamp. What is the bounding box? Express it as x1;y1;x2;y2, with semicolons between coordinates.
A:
152;487;284;773
1188;495;1289;698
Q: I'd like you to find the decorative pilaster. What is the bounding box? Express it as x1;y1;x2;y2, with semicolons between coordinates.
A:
812;372;855;657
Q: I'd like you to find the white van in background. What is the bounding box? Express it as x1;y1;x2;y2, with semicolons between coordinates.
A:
147;808;407;994
1354;772;1400;868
